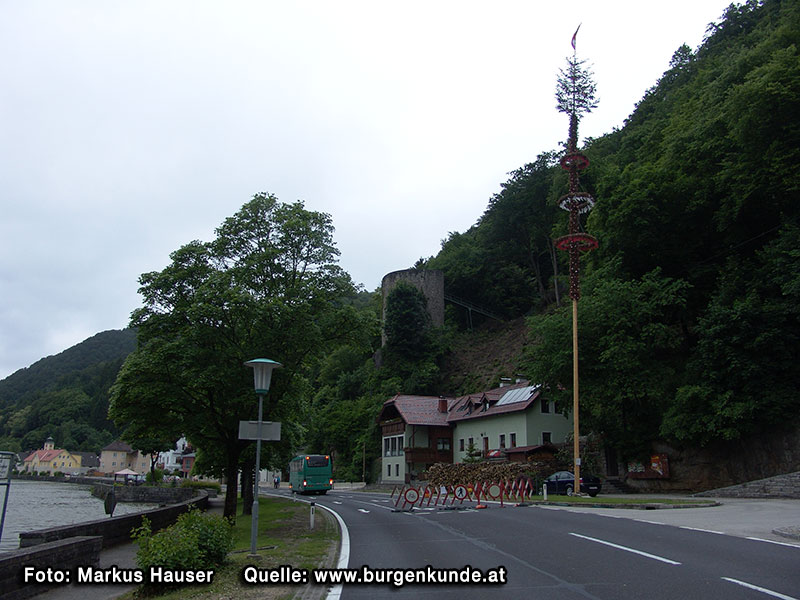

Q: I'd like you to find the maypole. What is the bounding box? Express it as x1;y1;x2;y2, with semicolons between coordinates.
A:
554;25;598;495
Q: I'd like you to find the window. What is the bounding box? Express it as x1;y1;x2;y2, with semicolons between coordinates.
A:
459;439;465;452
437;438;451;451
510;433;517;448
499;434;506;449
387;464;391;477
395;464;399;477
542;432;552;444
385;435;403;457
306;455;329;467
468;437;474;448
541;397;550;413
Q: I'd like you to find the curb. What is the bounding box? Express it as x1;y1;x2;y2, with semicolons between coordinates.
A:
507;499;721;510
772;526;800;541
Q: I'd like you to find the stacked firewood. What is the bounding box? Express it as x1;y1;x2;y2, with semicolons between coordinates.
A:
423;456;561;487
423;462;530;486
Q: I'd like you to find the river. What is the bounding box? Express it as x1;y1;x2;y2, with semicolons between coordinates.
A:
0;479;156;552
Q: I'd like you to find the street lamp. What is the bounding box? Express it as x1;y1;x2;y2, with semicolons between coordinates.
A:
244;358;282;558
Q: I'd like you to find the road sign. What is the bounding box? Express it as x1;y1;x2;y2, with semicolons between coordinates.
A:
238;421;281;441
404;488;420;504
0;454;12;480
454;485;468;500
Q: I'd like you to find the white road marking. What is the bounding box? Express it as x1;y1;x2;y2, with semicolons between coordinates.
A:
320;504;349;600
633;519;666;526
722;577;798;600
332;501;342;504
746;537;800;548
569;533;681;565
350;497;395;511
680;526;725;535
357;508;370;514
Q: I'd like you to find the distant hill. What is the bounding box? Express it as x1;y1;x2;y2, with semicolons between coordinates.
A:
0;329;137;454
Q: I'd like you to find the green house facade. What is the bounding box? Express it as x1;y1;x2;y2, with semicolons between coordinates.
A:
377;381;571;484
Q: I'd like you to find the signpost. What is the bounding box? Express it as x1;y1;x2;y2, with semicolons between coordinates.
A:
238;421;281;441
0;452;14;545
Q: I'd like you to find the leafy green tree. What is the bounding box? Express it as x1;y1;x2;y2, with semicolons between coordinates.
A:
524;265;689;458
110;193;361;519
662;225;800;444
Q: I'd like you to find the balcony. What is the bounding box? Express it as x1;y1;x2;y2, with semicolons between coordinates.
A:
404;447;453;465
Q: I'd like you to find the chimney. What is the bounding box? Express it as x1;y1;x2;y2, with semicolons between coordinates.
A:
499;377;512;388
438;397;448;413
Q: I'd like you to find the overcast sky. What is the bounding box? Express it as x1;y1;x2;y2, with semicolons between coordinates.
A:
0;1;733;379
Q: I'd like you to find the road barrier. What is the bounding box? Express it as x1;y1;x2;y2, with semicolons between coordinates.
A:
391;477;539;510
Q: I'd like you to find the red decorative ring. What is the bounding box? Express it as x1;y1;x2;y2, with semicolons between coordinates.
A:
560;152;590;171
555;233;599;252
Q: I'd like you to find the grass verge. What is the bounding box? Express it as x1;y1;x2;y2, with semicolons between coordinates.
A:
121;496;338;600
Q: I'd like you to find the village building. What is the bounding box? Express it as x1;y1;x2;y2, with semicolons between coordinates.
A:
376;381;571;484
99;440;155;476
160;436;190;474
22;437;80;474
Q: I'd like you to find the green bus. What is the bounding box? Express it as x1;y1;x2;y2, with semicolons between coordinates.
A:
288;454;333;494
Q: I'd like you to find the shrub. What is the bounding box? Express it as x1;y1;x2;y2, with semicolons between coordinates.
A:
145;468;165;484
179;479;221;493
132;510;234;575
174;510;234;564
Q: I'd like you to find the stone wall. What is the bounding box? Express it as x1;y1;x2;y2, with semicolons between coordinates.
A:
0;537;102;600
381;269;445;345
623;427;800;493
694;471;800;499
91;482;197;504
18;492;208;549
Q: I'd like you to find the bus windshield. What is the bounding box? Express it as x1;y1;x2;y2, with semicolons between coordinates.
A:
306;455;329;468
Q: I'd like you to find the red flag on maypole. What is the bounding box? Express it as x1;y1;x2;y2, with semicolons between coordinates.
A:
571;24;581;50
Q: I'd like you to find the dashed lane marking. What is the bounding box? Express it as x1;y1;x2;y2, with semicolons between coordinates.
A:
722;577;798;600
569;532;681;565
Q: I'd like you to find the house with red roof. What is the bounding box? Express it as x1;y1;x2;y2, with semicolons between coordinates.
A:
22;437;80;474
376;380;572;484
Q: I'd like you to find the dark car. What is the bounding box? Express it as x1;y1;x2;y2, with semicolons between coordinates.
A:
544;471;602;497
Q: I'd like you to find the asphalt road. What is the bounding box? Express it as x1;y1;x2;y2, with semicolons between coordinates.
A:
280;489;800;600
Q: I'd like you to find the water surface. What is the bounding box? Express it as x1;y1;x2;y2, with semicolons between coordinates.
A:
0;479;155;552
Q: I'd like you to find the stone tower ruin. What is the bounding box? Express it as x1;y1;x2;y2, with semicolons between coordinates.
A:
380;269;444;345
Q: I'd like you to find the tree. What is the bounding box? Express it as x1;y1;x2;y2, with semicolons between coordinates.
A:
462;441;483;464
556;53;598;149
110;193;361;519
524;265;689;458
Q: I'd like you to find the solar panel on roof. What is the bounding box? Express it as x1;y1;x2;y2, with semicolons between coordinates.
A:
496;385;539;406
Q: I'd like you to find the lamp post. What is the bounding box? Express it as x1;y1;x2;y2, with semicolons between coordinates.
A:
244;358;282;558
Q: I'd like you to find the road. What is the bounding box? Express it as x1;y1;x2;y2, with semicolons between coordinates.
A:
276;489;800;600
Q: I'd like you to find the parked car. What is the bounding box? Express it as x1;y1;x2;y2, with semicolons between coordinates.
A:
544;471;602;497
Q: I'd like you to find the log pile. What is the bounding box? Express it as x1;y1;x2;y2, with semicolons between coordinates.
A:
422;455;562;486
423;460;543;487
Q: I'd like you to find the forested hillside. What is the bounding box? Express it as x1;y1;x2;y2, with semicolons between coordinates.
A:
423;0;800;458
2;1;797;483
0;329;136;453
